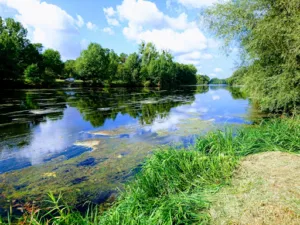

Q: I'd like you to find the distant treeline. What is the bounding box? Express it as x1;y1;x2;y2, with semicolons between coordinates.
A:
0;17;204;88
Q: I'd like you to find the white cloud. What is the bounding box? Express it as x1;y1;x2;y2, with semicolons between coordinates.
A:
212;95;221;100
0;0;83;59
176;51;213;67
86;21;97;31
117;0;164;27
134;28;207;54
214;68;223;72
103;6;120;26
103;27;114;35
103;7;116;17
164;13;196;30
177;0;221;8
107;17;120;26
179;51;213;60
209;73;217;77
116;0;194;30
76;14;84;27
105;0;218;71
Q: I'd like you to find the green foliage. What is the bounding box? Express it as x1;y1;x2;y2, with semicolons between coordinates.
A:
148;51;176;87
24;64;41;85
42;68;56;85
0;17;32;81
122;52;141;85
143;80;151;87
1;17;199;88
76;43;110;82
0;17;62;86
63;60;78;79
227;66;248;86
205;0;300;113
101;117;300;225
42;49;64;78
196;74;210;85
227;86;247;99
209;78;227;84
110;42;198;88
107;50;119;82
140;42;159;67
175;63;198;85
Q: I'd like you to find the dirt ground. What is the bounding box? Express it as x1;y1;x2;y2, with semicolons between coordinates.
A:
210;152;300;225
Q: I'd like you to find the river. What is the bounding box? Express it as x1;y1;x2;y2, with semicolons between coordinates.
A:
0;85;261;213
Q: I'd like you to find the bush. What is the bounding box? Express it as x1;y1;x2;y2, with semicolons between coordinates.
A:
143;80;151;87
24;64;41;85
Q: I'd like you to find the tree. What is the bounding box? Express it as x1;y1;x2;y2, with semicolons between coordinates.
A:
175;63;197;85
76;43;110;82
139;42;159;83
42;49;64;78
140;42;159;66
123;53;141;85
63;60;78;79
24;64;41;84
107;50;120;83
209;78;227;85
119;53;128;64
196;75;210;85
227;67;248;86
0;17;30;82
204;0;300;113
148;51;176;87
0;18;202;88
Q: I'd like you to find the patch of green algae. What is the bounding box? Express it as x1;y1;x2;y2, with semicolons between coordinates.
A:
0;138;154;209
0;118;215;211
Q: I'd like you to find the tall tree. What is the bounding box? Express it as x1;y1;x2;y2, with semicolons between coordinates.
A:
107;50;120;83
227;67;248;86
196;75;210;85
119;53;128;64
139;42;159;83
42;49;64;78
205;0;300;113
63;60;78;79
76;43;110;82
175;63;197;85
0;17;29;81
148;51;175;87
123;52;141;85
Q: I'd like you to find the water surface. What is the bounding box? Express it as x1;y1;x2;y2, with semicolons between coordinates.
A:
0;85;258;210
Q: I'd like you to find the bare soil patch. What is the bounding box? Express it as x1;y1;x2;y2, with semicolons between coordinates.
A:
210;152;300;225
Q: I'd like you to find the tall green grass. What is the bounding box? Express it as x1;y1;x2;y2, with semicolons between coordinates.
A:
4;117;300;225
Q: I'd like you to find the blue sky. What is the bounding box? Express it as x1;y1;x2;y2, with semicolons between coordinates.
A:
0;0;239;78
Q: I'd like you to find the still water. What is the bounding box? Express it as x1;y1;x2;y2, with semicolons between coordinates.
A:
0;85;258;209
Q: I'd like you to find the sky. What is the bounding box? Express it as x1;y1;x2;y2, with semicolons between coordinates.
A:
0;0;239;78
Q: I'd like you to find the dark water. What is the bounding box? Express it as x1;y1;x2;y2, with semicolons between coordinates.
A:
0;85;259;209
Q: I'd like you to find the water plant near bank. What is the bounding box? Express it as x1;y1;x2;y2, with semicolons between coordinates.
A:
3;117;299;224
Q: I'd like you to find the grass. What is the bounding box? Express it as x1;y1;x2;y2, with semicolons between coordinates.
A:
2;117;299;224
55;79;84;84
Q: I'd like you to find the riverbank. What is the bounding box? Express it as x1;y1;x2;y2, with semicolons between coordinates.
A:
210;151;300;224
2;117;299;224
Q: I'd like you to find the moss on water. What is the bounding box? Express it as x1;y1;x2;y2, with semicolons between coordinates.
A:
0;137;155;213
